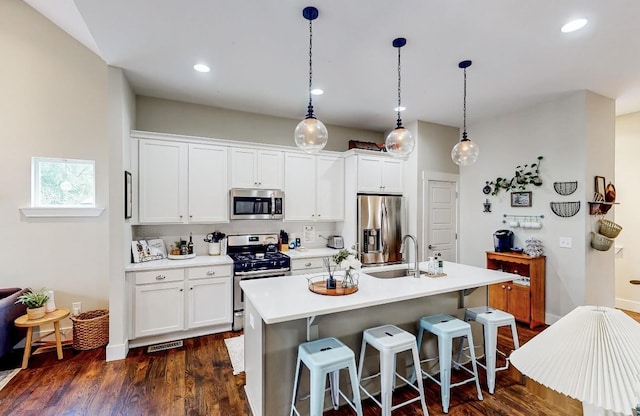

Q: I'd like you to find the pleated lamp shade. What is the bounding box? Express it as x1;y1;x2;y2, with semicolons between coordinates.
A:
510;306;640;415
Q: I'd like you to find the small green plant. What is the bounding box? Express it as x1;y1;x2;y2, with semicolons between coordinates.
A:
15;288;49;309
488;156;543;196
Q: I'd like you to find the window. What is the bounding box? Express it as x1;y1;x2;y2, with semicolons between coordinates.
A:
32;157;95;207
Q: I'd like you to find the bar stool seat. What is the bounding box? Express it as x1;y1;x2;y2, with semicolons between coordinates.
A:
415;314;483;413
357;324;429;416
460;306;520;394
290;337;363;416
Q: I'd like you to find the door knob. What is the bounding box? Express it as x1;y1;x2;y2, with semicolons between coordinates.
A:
428;244;437;249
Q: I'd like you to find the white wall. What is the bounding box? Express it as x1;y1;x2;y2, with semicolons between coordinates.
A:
615;112;640;312
459;91;615;322
1;0;109;328
135;96;383;151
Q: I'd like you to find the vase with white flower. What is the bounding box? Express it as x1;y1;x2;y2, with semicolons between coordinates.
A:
333;248;361;288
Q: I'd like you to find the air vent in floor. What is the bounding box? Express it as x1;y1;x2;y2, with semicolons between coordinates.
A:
147;340;183;353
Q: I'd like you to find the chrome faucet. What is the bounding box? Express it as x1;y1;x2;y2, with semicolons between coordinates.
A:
401;234;420;278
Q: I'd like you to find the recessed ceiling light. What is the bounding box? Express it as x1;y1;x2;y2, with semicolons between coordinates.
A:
310;88;324;96
561;18;587;33
193;64;210;73
394;106;406;112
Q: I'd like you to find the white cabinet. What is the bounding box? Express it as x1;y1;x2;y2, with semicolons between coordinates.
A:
133;269;185;338
290;257;334;275
188;144;228;223
230;148;283;189
284;153;344;221
357;155;403;194
131;264;232;339
138;139;228;224
187;265;232;328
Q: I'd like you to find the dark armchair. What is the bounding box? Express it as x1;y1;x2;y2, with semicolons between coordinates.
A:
0;288;28;358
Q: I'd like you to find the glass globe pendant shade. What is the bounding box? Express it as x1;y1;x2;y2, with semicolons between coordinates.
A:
385;127;415;157
451;138;479;166
294;117;328;153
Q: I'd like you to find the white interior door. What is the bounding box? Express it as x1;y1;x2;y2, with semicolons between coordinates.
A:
424;179;457;262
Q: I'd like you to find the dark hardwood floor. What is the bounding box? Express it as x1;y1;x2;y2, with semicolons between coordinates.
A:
1;310;638;416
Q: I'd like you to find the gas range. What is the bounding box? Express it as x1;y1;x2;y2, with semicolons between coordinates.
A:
229;252;290;276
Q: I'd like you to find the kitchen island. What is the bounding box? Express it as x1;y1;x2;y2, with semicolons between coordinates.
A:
240;261;518;416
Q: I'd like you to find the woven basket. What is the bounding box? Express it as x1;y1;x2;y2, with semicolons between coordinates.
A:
598;219;622;239
591;232;614;251
71;309;109;350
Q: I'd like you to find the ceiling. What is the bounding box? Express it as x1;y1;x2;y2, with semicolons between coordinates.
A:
24;0;640;133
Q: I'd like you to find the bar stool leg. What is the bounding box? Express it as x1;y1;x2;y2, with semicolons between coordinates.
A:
410;326;425;384
290;358;303;416
347;361;364;415
411;344;430;415
310;369;327;416
329;370;340;410
438;335;452;413
357;338;367;384
484;323;498;394
466;332;484;400
380;349;394;416
510;322;520;350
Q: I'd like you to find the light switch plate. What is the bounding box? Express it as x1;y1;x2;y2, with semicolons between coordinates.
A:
559;237;572;248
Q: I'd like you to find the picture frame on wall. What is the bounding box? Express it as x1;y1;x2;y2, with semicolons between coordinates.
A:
511;191;532;207
594;176;606;200
125;171;132;219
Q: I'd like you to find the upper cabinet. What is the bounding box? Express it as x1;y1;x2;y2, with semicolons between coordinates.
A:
138;139;228;224
357;155;403;194
284;153;344;222
230;148;283;190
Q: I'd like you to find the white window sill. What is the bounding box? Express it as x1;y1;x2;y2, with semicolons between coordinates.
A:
20;207;105;218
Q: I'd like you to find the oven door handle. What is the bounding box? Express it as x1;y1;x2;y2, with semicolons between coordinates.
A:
235;268;290;277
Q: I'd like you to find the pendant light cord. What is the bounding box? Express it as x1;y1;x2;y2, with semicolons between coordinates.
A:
306;18;314;119
462;67;468;139
396;46;402;129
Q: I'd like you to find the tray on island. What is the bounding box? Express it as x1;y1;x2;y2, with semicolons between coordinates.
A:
423;272;447;278
307;274;358;296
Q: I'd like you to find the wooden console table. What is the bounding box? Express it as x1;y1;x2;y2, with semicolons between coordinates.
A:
486;252;545;328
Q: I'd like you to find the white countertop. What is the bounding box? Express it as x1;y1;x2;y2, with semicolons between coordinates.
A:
240;261;517;324
285;247;341;259
125;255;233;272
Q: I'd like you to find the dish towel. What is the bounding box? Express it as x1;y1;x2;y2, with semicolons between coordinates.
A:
224;335;244;375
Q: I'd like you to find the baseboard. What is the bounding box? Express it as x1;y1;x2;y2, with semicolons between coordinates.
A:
128;324;232;349
615;297;640;313
106;340;129;361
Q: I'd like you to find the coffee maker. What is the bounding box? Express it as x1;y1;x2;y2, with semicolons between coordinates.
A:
494;229;514;252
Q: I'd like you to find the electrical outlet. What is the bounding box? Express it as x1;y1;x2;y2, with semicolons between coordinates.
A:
72;301;81;316
559;237;572;249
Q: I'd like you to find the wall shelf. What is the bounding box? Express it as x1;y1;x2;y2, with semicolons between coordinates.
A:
588;201;619;215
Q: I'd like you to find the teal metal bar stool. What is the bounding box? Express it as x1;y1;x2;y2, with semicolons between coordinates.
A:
415;314;483;413
290;337;363;416
459;306;520;394
357;324;429;416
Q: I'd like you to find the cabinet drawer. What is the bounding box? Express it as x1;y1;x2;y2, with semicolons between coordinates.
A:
135;269;184;285
187;265;231;280
292;257;332;271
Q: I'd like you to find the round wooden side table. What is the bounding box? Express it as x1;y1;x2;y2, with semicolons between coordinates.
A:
14;308;70;369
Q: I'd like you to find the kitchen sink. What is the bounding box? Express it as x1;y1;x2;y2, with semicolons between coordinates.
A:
366;268;415;279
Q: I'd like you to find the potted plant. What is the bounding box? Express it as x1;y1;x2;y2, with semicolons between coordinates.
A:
15;288;49;320
205;231;226;256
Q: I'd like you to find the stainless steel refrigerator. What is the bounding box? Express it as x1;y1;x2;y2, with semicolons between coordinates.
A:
357;194;405;265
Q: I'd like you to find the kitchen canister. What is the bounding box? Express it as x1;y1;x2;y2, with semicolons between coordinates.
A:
208;242;221;256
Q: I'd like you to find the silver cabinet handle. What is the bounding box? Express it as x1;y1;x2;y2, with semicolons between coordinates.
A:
305;262;312;267
155;275;166;280
207;271;215;276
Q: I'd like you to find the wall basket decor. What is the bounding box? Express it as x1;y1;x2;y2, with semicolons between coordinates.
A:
550;201;580;217
553;181;577;196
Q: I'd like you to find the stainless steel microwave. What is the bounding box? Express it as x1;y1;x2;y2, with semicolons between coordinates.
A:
230;189;284;220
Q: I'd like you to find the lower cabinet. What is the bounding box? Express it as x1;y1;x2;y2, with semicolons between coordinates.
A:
290;256;335;276
131;264;232;339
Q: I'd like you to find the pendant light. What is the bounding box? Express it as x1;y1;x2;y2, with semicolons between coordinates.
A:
294;6;328;153
451;60;480;166
385;38;415;157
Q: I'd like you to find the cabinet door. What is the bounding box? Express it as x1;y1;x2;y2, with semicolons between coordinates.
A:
134;281;185;338
230;148;258;188
381;159;403;193
357;156;382;193
508;284;531;323
139;140;188;223
488;283;508;311
284;153;316;221
187;277;232;328
257;150;284;190
316;156;344;221
189;144;228;223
